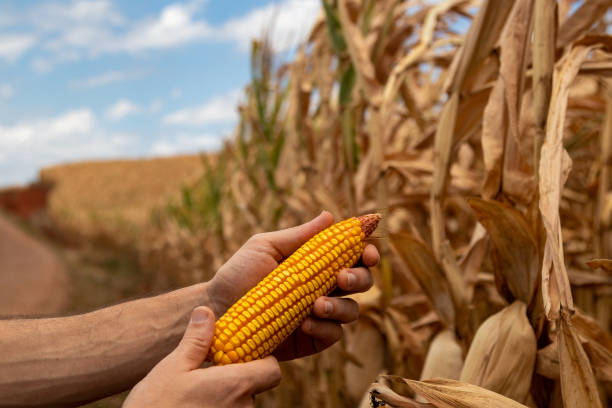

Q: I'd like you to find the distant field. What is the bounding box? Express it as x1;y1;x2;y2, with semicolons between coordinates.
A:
40;155;205;238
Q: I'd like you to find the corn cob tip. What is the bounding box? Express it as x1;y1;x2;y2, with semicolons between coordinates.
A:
357;213;381;238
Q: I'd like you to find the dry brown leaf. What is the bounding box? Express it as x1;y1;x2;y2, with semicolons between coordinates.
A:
439;241;469;316
387;376;529;408
481;0;535;203
446;0;515;93
586;258;612;274
539;45;595;320
557;0;611;49
381;0;468;118
557;311;603;408
391;233;456;327
468;198;539;305
459;223;489;302
369;382;433;408
431;92;459;258
337;0;382;105
572;310;612;352
536;341;560;380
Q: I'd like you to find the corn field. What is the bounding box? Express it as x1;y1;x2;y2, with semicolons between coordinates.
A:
142;0;612;406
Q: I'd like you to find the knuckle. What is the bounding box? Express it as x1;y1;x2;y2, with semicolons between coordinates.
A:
248;233;265;245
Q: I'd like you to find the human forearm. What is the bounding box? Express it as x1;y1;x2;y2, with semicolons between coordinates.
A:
0;282;210;407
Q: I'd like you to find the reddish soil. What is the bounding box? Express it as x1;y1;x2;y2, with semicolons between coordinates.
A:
0;214;70;316
0;182;53;220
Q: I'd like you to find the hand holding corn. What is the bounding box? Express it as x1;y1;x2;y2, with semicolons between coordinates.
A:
207;211;381;365
125;211;379;407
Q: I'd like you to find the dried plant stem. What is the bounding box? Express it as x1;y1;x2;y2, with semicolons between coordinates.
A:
531;0;556;251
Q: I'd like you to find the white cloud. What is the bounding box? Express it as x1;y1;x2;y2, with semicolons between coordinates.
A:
106;98;141;120
0;108;135;185
0;84;14;99
0;109;94;144
71;70;145;88
23;1;212;70
31;50;80;73
30;0;123;30
120;2;211;52
0;34;36;62
15;0;321;70
163;89;242;126
218;0;321;53
150;133;223;156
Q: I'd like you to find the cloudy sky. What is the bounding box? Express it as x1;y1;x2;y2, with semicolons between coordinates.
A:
0;0;321;186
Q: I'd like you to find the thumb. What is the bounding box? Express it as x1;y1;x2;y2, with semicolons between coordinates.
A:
172;306;215;370
258;211;334;259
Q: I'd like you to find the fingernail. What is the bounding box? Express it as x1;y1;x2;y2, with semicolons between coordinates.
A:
324;300;333;315
347;272;356;290
191;308;208;323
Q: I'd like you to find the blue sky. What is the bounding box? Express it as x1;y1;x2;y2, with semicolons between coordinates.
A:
0;0;321;186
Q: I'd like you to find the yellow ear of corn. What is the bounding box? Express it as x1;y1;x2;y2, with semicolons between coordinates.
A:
209;214;381;365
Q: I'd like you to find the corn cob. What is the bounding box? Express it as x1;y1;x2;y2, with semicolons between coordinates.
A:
209;214;381;365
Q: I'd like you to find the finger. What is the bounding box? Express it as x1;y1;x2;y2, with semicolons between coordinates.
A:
312;296;359;323
335;267;374;294
257;211;334;260
361;244;380;267
217;356;282;395
171;307;215;370
301;317;343;352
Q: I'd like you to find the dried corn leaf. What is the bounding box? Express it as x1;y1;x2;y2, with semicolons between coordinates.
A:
431;91;459;257
468;198;539;305
391;233;456;327
369;382;433;408
481;0;535;203
387;376;529;408
337;0;382;105
382;0;468;117
439;240;469;313
536;341;560;380
446;0;515;93
557;311;603;408
459;223;488;302
586;258;612;274
557;0;611;49
572;310;612;351
540;45;595;320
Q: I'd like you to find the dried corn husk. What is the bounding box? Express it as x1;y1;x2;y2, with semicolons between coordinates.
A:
370;376;529;408
419;330;463;381
459;301;536;403
344;320;386;404
417;329;464;403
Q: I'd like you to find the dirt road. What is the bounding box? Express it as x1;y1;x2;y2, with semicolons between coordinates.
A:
0;214;70;316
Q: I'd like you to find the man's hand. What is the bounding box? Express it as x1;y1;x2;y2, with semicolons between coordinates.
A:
124;307;281;408
207;211;380;361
